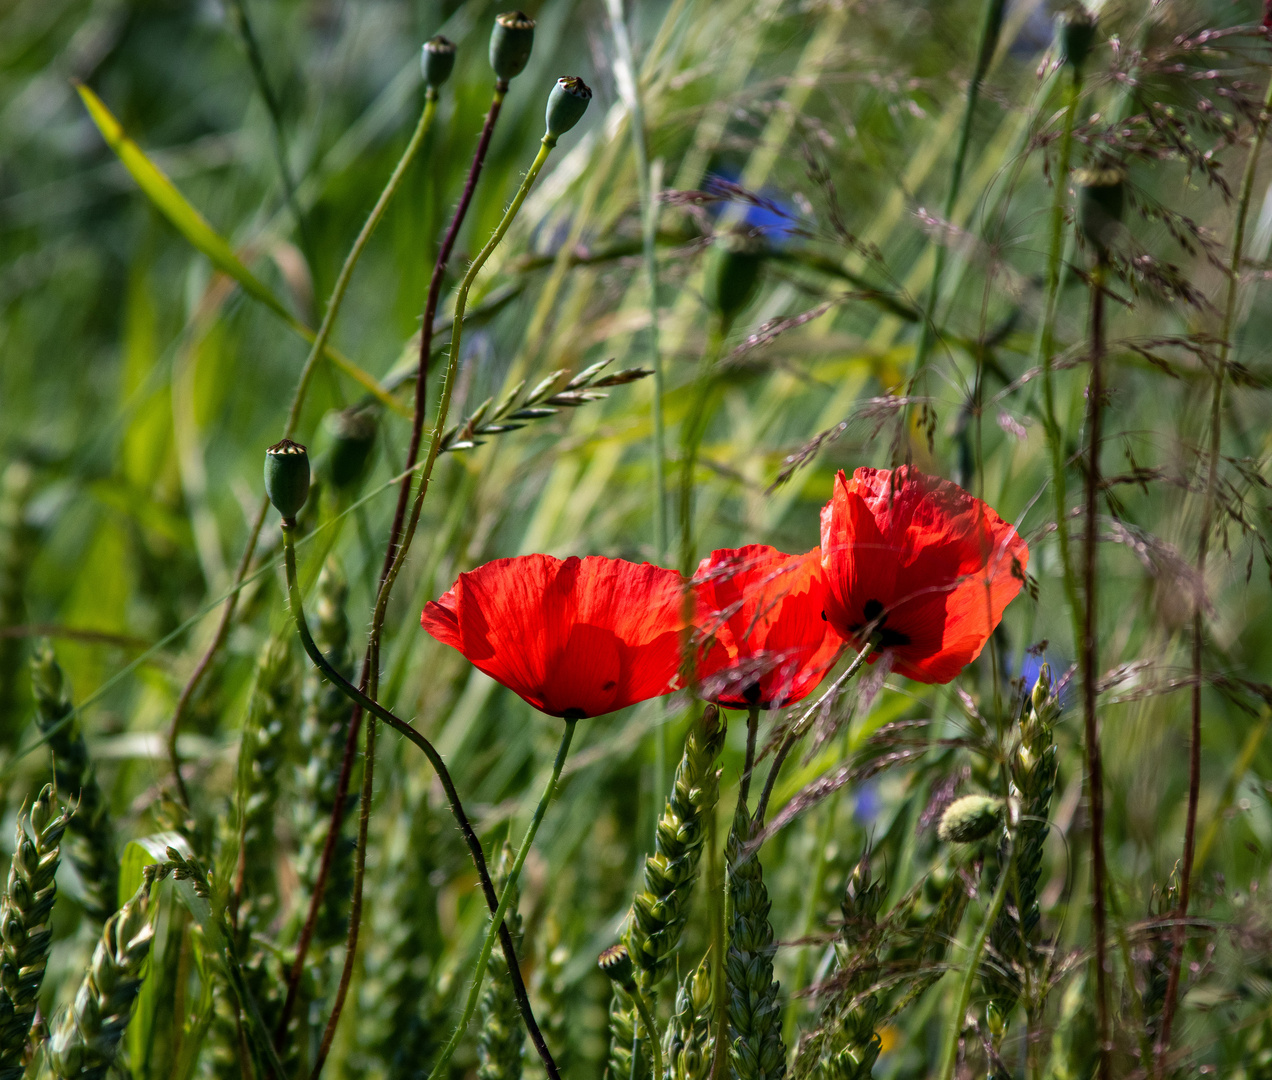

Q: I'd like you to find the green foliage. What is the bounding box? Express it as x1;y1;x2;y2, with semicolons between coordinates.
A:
726;804;785;1080
48;883;156;1080
479;843;526;1080
0;785;69;1078
28;642;117;922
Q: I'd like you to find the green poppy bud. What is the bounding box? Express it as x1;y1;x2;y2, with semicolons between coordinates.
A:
544;75;592;142
1058;7;1097;70
598;943;637;991
490;11;535;82
1075;165;1126;255
323;405;377;491
937;794;1003;844
264;439;310;523
421;36;457;90
705;231;765;323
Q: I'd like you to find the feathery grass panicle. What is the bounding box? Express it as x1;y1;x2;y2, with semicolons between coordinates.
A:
479;842;526;1080
886;857;971;1018
293;561;356;952
725;803;785;1080
29;641;117;922
793;854;885;1080
237;634;298;935
984;664;1060;1043
664;954;713;1080
48;881;156;1080
0;784;69;1078
627;704;727;987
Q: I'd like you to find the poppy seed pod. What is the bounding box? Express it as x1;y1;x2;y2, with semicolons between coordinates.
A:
264;439;310;522
489;11;535;82
323;405;377;491
1058;7;1096;70
704;231;765;324
421;36;457;89
598;944;637;991
937;794;1004;844
1076;165;1126;255
545;76;592;141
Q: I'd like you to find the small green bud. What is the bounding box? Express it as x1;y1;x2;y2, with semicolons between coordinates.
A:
490;11;535;82
421;36;457;89
1075;165;1126;255
598;944;637;991
1031;662;1052;714
705;231;765;324
264;439;310;522
1058;7;1097;70
323;405;377;491
937;794;1004;844
544;75;592;141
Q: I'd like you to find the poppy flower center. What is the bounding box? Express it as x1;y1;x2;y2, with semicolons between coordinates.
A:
853;598;911;649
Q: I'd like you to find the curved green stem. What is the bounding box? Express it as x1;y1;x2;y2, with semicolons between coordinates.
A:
936;832;1016;1080
164;93;438;805
376;135;557;639
629;982;663;1080
279;524;561;1080
426;718;577;1080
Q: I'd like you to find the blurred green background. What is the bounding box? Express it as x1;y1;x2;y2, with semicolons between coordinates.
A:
5;0;1272;1076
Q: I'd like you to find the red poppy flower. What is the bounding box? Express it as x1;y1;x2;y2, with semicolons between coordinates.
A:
422;554;684;718
694;545;844;709
819;466;1029;684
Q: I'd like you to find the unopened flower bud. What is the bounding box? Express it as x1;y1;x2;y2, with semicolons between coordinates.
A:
1031;662;1052;714
421;36;457;90
490;11;535;82
545;76;592;142
1076;165;1126;255
598;943;637;991
324;405;377;491
705;231;765;323
1058;7;1097;70
937;794;1003;844
264;439;310;523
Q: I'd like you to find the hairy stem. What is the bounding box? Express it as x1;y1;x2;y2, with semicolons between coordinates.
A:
278;525;560;1080
1156;68;1272;1074
425;718;577;1080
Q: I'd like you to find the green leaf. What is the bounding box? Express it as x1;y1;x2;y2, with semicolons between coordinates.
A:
76;82;293;323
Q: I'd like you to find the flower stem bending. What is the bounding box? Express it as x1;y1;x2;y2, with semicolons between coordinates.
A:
425;717;578;1080
164;92;440;807
278;525;561;1080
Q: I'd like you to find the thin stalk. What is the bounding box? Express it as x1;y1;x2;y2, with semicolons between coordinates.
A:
754;640;876;825
424;718;578;1080
603;0;667;559
679;320;726;577
936;833;1016;1080
1157;69;1272;1072
738;705;760;809
1083;261;1110;1080
163;93;440;806
1036;65;1086;655
278;526;560;1080
227;0;316;277
279;83;506;1033
309;681;375;1080
382;137;557;621
629;983;664;1080
908;0;1007;394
